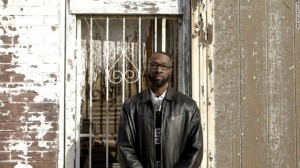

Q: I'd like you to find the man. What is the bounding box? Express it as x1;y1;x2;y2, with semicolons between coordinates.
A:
117;52;203;168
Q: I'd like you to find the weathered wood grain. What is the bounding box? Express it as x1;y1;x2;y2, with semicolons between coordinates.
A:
267;0;296;167
296;0;300;166
239;0;268;167
70;0;181;14
213;0;241;167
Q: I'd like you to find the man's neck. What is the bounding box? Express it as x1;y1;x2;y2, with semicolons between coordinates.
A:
150;84;169;97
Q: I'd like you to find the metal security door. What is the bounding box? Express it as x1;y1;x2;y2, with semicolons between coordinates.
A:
76;15;183;168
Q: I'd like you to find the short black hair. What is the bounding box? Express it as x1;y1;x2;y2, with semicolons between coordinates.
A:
149;51;173;63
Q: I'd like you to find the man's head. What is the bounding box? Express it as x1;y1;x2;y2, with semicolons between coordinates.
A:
147;52;173;90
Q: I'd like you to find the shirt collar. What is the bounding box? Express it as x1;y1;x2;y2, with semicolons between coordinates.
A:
141;87;175;103
149;88;167;101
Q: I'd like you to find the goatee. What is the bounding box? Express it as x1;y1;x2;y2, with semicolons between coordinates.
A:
147;73;171;88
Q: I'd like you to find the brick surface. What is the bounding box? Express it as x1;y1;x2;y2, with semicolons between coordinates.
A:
0;142;10;151
0;53;14;63
11;151;42;161
28;161;58;168
0;111;11;121
0;122;26;131
10;92;38;102
0;0;61;166
0;152;10;160
12;112;58;122
42;151;57;161
0;132;12;141
28;141;57;151
0;102;26;112
0;162;16;168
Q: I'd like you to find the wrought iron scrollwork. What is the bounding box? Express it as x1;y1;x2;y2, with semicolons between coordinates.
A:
108;47;139;84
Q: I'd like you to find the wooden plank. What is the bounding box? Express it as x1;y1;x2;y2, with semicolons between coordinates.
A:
179;0;192;95
213;0;241;167
239;1;268;167
191;1;207;167
58;0;66;167
205;1;215;167
267;0;296;167
295;0;300;167
65;4;77;168
70;0;182;14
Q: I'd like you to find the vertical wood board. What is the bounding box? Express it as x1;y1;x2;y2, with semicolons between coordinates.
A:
65;10;77;168
239;0;268;167
267;0;296;167
295;0;300;167
180;0;192;96
213;0;241;167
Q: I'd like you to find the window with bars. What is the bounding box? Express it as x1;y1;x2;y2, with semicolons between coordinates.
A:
76;15;185;168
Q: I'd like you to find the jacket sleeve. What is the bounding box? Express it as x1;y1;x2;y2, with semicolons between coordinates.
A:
174;104;203;168
117;104;144;168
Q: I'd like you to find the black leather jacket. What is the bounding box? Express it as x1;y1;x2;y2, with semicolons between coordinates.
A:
117;87;203;168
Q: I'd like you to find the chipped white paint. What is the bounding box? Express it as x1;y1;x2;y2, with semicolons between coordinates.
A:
1;0;63;167
65;0;78;167
1;101;5;107
70;0;182;14
28;115;53;140
14;162;33;168
39;141;52;150
5;141;30;153
202;0;215;167
58;0;66;167
191;1;203;166
6;141;33;168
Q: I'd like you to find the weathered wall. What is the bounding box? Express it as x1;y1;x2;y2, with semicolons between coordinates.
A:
0;0;63;167
210;0;300;167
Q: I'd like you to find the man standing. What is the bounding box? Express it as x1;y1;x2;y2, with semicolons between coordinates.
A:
117;52;203;168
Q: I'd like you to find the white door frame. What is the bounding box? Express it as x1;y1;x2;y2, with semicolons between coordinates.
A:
63;0;212;168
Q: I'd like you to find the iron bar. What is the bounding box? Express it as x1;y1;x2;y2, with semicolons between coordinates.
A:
105;16;110;168
88;16;93;168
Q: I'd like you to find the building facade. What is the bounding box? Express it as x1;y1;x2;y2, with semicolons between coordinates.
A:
0;0;299;168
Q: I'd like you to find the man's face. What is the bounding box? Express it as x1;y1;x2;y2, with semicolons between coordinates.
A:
147;53;173;89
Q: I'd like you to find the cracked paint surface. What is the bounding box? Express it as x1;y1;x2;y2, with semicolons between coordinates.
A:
0;0;60;167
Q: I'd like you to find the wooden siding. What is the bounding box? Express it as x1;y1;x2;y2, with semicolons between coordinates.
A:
70;0;182;14
212;0;299;167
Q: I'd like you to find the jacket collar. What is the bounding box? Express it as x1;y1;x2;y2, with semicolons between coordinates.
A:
141;87;175;103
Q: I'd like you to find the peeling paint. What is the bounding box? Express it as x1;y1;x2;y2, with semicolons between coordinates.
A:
207;24;213;44
28;115;53;140
14;162;33;168
208;59;213;74
2;0;8;8
51;25;57;31
38;141;51;149
70;0;180;14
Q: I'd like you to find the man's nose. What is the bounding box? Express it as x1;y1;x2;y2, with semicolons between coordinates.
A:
155;65;164;72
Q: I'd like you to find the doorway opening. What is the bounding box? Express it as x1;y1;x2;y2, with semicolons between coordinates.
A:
76;15;185;168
